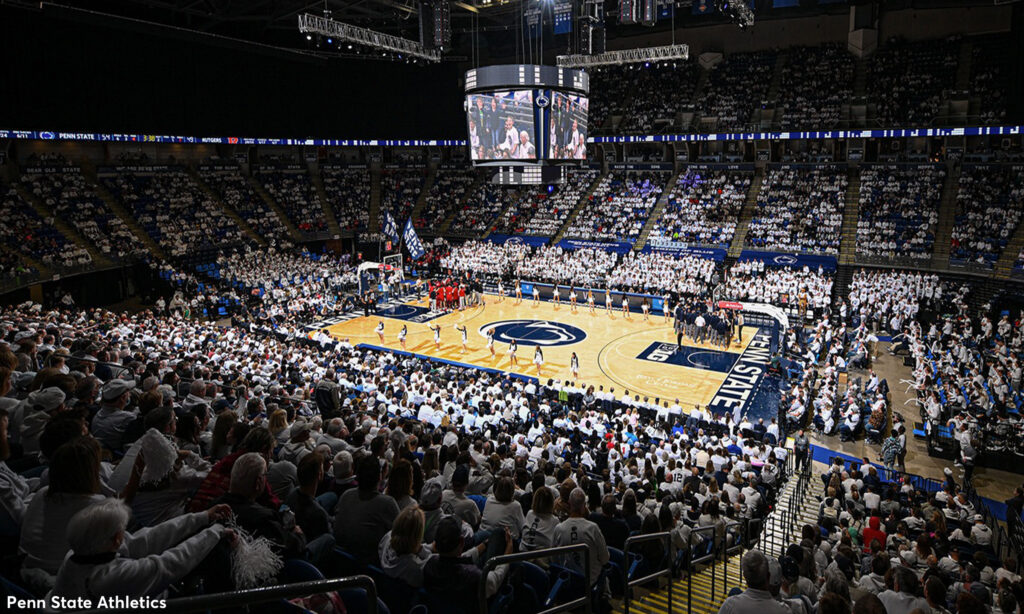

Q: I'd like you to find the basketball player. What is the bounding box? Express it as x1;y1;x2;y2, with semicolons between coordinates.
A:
587;289;595;314
621;294;630;318
456;323;468;353
429;323;442;350
532;285;540;305
570;351;579;380
487;327;495;357
515;280;522;303
508;339;518;366
552;284;561;307
398;324;408;350
534;346;544;376
375;320;385;344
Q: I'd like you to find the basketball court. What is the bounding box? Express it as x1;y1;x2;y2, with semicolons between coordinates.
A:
318;293;776;416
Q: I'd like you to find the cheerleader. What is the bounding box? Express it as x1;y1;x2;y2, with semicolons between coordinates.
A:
456;323;468;353
429;323;441;350
587;289;595;314
508;339;518;366
662;293;671;323
497;280;505;302
375;320;385;343
605;289;613;313
552;284;561;307
515;280;523;303
487;327;495;356
398;324;407;350
532;285;540;305
641;298;650;321
621;295;630;318
569;286;577;311
570;351;579;380
534;346;544;376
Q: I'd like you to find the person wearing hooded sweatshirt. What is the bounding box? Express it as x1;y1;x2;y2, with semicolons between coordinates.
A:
857;554;889;595
378;505;434;587
861;515;887;554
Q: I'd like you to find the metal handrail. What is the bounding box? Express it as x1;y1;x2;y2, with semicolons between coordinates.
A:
76;575;378;614
479;543;593;614
623;531;673;614
688;525;718;614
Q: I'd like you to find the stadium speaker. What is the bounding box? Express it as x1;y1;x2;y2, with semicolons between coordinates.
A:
641;0;657;26
419;1;451;50
619;0;639;25
580;23;606;54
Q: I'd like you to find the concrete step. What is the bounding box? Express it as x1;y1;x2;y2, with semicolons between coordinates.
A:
82;165;168;261
246;176;304;242
187;167;267;247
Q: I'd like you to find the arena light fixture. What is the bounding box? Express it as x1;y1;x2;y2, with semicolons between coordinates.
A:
297;13;442;62
556;44;689;68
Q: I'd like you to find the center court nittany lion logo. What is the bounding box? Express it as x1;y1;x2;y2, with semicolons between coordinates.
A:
479;320;587;347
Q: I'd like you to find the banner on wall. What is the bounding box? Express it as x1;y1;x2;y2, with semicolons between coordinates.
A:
641;242;727;262
485;234;550;248
556;239;634;254
738;250;837;272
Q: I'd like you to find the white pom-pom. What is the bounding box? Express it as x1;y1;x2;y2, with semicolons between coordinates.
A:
231;525;284;589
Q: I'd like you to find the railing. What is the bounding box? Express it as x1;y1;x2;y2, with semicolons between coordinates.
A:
623;531;673;614
77;575;378;614
687;525;718;614
479;543;593;614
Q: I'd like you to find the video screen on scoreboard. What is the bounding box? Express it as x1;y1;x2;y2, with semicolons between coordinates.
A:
466;90;537;161
548;91;588;160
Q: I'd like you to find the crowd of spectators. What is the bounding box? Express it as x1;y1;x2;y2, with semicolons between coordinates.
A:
439;241;531;277
449;183;523;234
971;36;1010;126
380;171;425;225
721;260;834;317
951;165;1024;266
856;165;945;261
258;171;328;235
650;169;751;248
746;167;847;255
514;246;619;289
618;63;700;134
778;44;854;130
699;52;776;133
319;167;369;231
868;38;958;127
493;170;600;237
101;170;245;258
22;169;141;261
418;168;476;230
0;188;88;270
564;172;668;243
198;168;291;244
605;252;717;298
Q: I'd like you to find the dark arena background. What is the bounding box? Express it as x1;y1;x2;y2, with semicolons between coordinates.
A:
1;1;1024;613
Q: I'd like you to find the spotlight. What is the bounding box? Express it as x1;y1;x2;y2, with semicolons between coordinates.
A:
348;44;353;49
306;34;312;41
327;37;333;44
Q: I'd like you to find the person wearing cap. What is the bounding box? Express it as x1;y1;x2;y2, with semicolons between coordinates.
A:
970;513;992;546
278;419;313;465
18;387;66;462
718;549;792;614
91;379;138;452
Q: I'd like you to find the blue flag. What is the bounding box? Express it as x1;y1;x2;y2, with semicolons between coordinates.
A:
382;211;400;245
403;218;426;260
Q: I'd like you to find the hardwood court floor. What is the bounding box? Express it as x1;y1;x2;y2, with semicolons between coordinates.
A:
325;294;758;409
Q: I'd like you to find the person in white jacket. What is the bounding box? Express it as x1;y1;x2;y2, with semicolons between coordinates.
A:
47;498;234;602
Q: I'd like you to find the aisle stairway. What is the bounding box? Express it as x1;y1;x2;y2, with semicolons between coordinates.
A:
12;183;112;268
633;169;683;251
408;166;437;225
614;466;823;614
310;165;342;238
82;163;168;261
994;221;1024;280
929;162;961;270
550;170;607;245
839;167;861;266
368;169;382;232
436;171;486;236
727;167;764;258
245;176;304;242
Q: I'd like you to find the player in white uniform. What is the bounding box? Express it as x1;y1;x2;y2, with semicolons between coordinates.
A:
375;320;385;343
534;346;544;376
429;324;441;349
570;352;579;380
552;285;561;307
487;328;495;356
508;339;518;366
456;324;468;353
398;324;407;350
